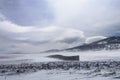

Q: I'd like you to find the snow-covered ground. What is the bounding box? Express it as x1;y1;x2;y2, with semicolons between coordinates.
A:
0;69;120;80
0;50;120;64
0;50;120;80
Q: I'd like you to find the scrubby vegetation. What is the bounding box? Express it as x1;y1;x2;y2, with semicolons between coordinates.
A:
1;61;120;79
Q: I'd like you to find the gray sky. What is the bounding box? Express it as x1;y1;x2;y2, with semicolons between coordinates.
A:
0;0;120;53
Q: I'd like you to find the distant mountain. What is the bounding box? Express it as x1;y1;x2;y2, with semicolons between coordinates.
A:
65;36;120;51
43;36;120;53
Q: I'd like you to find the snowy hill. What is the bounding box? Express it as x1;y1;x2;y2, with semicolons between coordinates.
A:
64;36;120;51
43;36;120;53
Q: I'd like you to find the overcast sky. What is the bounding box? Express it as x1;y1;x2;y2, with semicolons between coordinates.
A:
0;0;120;53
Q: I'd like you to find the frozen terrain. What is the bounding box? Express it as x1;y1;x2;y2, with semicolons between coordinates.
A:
0;50;120;64
0;50;120;80
1;69;120;80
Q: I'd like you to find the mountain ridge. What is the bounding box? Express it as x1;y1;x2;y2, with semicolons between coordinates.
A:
42;36;120;53
65;36;120;51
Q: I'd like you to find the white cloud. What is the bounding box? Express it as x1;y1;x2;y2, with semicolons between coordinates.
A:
85;36;107;44
0;21;34;33
0;19;86;52
49;0;120;36
0;0;120;53
17;26;85;43
49;0;90;25
15;26;85;52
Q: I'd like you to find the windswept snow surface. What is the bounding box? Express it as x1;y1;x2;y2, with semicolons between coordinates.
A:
0;50;120;64
0;70;119;80
0;50;120;80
